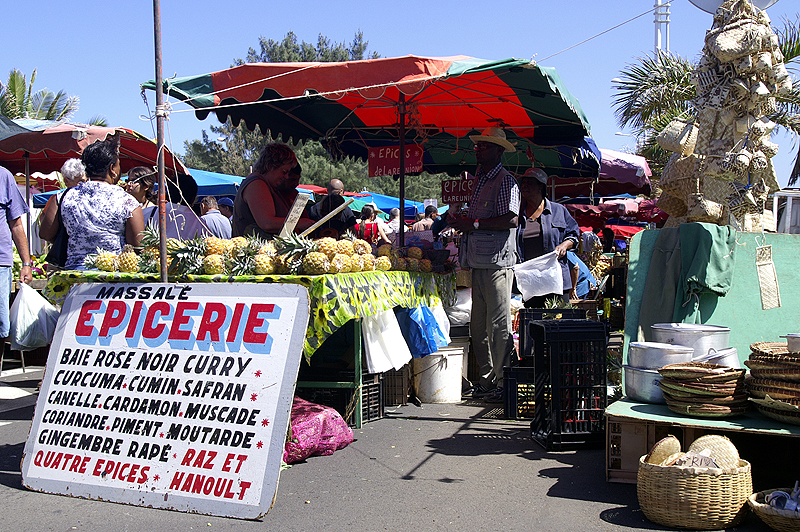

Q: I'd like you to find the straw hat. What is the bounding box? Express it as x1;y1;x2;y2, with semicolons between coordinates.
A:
469;127;516;152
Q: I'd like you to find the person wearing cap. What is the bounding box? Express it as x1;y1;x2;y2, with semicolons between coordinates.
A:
446;127;520;402
515;167;580;307
217;197;234;220
232;142;314;238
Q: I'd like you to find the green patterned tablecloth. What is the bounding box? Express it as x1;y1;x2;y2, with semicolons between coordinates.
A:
45;270;456;359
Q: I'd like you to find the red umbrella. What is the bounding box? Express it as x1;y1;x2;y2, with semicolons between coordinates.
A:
0;123;187;176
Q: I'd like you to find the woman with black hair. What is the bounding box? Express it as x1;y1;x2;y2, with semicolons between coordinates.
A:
356;204;391;245
58;137;144;270
125;166;158;208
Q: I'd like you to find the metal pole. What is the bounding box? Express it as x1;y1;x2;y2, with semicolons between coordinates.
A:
24;152;31;256
654;1;671;53
398;93;406;248
153;0;167;281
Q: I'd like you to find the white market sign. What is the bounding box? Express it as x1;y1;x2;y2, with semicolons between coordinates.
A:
21;282;309;520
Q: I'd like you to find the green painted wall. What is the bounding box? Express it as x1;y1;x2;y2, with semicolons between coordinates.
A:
625;229;800;365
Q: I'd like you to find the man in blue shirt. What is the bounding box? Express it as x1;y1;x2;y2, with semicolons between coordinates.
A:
199;196;232;239
0;166;32;345
566;250;597;300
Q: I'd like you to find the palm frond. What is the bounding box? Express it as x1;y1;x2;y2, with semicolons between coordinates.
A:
612;52;696;133
776;15;800;76
86;114;108;126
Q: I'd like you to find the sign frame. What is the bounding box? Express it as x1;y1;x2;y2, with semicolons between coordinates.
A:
21;282;309;519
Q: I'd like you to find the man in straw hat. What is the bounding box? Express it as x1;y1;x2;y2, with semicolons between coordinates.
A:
446;127;520;402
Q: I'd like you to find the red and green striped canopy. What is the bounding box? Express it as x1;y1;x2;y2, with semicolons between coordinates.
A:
144;55;598;177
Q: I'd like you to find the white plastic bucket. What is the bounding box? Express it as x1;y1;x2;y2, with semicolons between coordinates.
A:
412;347;464;403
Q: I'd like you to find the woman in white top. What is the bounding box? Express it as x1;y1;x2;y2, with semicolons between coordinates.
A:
60;137;144;270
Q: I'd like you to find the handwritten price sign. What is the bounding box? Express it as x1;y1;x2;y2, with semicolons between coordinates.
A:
368;145;424;177
22;282;309;519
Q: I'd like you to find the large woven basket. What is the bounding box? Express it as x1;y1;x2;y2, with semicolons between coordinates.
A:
637;456;752;529
748;489;800;532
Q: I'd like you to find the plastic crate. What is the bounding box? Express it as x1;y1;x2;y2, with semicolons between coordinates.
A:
503;365;536;419
296;373;384;427
383;364;409;406
529;319;607;451
517;308;589;364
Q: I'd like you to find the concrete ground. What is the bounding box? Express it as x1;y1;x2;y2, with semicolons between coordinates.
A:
0;364;773;532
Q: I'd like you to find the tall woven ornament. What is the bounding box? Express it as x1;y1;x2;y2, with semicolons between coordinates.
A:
657;0;790;229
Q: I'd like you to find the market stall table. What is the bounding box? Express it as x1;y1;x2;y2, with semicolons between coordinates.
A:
44;269;456;428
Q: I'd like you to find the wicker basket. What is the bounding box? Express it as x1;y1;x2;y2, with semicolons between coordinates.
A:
637;456;752;530
749;489;800;532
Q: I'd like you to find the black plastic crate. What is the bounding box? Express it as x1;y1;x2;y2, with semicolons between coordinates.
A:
503;364;536;419
296;373;384;427
517;308;589;364
383;364;409;406
529;319;607;451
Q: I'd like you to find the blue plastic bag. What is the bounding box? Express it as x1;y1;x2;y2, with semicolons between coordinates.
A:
394;306;448;358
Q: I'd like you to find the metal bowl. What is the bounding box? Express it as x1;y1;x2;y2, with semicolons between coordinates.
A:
628;342;694;369
780;334;800;353
695;347;740;368
623;365;666;404
651;323;731;361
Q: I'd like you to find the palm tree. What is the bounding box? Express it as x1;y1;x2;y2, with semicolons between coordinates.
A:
612;16;800;185
0;68;79;122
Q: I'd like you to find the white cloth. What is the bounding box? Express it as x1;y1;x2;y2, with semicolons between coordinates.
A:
361;309;412;373
143;204;209;240
61;181;139;270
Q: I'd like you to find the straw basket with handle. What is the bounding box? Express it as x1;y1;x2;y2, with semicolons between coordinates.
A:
637;456;752;529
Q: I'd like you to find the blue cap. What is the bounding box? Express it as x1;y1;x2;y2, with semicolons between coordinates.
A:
218;197;234;208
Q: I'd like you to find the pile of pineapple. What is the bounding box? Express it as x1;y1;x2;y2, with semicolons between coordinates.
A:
84;225;433;276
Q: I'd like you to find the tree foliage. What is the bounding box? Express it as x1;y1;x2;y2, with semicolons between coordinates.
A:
183;31;445;204
0;68;106;125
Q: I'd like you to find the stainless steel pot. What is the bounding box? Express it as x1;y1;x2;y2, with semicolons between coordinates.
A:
651;323;731;361
628;342;694;369
623;365;665;404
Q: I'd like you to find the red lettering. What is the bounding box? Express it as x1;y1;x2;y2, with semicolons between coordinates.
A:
75;300;102;337
142;301;171;339
125;464;140;483
79;456;91;474
238;481;252;500
125;300;144;338
242;303;274;344
180;448;196;467
221;453;234;472
197;303;227;342
226;303;246;343
169;301;199;341
99;300;128;337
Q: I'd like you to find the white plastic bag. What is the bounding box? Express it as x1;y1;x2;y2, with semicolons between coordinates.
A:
9;283;60;351
445;287;472;325
513;251;563;301
361;309;412;373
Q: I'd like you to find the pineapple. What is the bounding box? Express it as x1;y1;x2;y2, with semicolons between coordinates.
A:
203;254;227;275
273;233;317;274
254;254;276;275
118;244;140;273
375;256;392;271
259;240;277;257
227;234;264;276
394;257;408;271
407;246;423;259
302;252;330;275
405;257;420;272
95;248;118;272
328;254;348;274
204;236;227;257
315;237;338;259
139;222;161;263
274;254;303;275
353;239;372;255
335;239;354;257
377;243;394;257
230;236;248;255
359;253;376;271
166;238;182;253
419;258;433;273
168;238;207;275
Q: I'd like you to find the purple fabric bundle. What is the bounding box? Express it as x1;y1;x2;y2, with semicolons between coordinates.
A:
283;397;354;464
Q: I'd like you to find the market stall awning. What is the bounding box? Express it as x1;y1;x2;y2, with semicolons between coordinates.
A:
142;55;597;178
0;121;188;176
549;147;651;199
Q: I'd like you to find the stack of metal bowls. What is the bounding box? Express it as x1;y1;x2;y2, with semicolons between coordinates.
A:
623;342;694;403
651;323;736;365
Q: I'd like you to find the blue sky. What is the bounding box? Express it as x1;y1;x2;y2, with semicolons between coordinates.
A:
3;0;798;186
